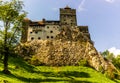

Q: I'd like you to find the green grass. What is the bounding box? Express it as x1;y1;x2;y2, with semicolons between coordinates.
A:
0;56;120;83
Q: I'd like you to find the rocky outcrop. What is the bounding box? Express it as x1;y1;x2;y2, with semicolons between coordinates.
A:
18;25;120;79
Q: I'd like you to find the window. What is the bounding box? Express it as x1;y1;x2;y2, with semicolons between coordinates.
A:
65;22;67;24
31;37;34;40
30;32;32;34
50;30;53;33
47;36;49;39
38;37;40;40
39;30;42;32
51;36;54;39
47;26;49;29
35;31;38;34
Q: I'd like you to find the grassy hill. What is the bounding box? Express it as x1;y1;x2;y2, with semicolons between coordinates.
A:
0;56;119;83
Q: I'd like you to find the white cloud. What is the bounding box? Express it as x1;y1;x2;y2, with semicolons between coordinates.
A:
105;0;115;3
108;47;120;57
78;0;87;12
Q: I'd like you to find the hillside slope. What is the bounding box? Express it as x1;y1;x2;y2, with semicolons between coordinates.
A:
0;57;119;83
18;25;120;79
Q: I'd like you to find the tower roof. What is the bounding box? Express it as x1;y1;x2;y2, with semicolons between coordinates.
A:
64;5;71;9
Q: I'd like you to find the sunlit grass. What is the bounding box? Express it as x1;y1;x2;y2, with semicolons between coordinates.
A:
0;56;119;83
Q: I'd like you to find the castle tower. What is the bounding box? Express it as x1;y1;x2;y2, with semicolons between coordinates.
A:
60;5;77;26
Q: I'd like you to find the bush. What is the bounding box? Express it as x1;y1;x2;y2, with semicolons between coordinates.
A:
30;56;40;66
98;65;104;73
30;55;45;66
112;55;120;69
78;59;88;66
104;70;115;80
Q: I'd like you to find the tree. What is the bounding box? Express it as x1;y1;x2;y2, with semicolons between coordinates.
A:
112;55;120;69
0;0;26;74
101;50;120;70
101;50;114;62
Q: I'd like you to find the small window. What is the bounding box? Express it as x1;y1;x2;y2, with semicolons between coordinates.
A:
38;37;41;40
39;30;42;32
35;31;38;34
30;32;32;34
51;36;54;39
47;26;49;29
47;36;49;39
31;37;34;40
50;31;53;33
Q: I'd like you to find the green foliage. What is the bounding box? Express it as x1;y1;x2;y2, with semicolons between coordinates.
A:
101;50;115;61
30;56;42;66
0;0;26;73
0;56;119;83
0;0;26;45
98;65;104;73
101;50;120;70
101;50;120;79
104;70;115;80
78;59;88;66
112;55;120;69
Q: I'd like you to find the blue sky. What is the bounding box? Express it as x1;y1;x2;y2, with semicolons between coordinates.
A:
23;0;120;52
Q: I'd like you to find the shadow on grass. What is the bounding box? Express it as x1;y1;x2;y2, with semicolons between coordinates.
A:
0;69;92;83
39;71;90;78
0;57;92;82
8;56;35;73
0;71;92;83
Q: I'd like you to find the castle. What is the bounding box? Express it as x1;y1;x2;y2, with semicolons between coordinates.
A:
21;6;91;43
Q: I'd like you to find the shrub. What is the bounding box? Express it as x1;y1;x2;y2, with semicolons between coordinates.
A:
98;65;104;73
78;59;88;66
30;56;40;66
104;70;115;80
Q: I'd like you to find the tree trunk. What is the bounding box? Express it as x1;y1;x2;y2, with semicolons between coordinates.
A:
3;47;10;74
2;22;11;74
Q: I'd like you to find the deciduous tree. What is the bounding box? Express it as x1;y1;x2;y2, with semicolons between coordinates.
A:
0;0;26;74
